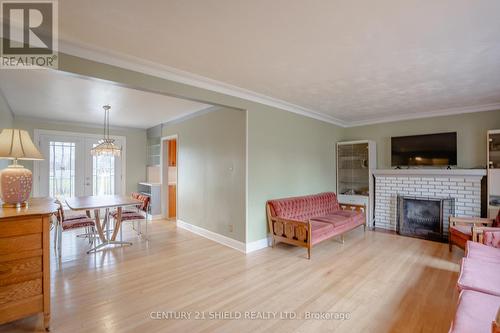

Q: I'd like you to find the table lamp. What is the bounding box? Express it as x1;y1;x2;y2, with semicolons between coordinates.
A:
0;129;44;207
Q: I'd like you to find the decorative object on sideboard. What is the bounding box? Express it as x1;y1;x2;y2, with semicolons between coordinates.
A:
0;129;44;207
90;105;122;156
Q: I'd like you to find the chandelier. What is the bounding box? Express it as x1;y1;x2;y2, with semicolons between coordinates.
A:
90;105;121;157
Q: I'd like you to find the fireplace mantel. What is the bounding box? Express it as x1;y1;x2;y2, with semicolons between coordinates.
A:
373;169;486;177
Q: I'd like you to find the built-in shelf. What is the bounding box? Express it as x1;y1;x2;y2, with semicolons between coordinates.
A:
139;182;161;187
336;140;376;226
137;182;161;216
488;129;500;218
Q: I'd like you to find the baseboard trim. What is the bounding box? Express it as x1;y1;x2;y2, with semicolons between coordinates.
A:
176;220;246;253
176;220;270;254
245;237;271;253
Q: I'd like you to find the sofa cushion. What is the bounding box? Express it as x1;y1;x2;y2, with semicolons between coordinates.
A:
483;229;500;248
466;241;500;264
310;221;335;245
457;258;500;296
268;192;340;221
61;217;95;230
449;290;500;333
311;210;364;228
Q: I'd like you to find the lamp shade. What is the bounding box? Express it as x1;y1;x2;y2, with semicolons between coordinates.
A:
0;129;43;160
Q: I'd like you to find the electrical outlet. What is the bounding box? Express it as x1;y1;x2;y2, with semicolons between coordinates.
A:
228;224;234;232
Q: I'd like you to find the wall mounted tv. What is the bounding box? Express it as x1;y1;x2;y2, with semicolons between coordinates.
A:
391;132;457;167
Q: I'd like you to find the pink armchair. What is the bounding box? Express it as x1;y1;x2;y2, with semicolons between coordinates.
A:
449;210;500;251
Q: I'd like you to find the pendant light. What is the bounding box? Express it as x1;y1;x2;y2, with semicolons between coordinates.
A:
90;105;121;156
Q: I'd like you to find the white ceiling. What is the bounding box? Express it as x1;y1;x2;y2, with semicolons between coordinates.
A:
56;0;500;126
0;69;211;129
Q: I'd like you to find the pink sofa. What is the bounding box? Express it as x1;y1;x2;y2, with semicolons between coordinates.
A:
450;241;500;333
266;192;366;259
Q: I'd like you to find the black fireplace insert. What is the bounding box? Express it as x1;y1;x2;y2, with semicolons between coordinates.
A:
397;196;455;242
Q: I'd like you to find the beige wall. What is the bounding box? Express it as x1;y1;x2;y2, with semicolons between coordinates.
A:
13;116;147;194
0;92;14;169
247;106;343;242
162;107;246;242
342;110;500;169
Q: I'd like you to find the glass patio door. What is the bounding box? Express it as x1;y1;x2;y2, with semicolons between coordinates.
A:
37;133;122;200
84;138;122;196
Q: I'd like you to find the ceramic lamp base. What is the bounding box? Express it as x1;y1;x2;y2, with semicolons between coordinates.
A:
0;164;32;207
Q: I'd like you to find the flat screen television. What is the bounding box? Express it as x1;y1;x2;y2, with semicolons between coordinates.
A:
391;132;457;167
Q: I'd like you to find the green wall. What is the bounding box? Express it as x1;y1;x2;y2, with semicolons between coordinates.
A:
247;106;343;242
163;107;246;242
342;110;500;169
0;92;14;169
57;53;343;244
13;116;147;194
53;52;499;246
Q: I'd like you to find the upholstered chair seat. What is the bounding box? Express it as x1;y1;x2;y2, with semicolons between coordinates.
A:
110;211;145;221
61;214;96;231
54;200;96;256
109;192;150;239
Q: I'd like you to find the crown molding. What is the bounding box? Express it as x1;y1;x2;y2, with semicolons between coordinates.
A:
345;103;500;127
13;115;147;131
59;40;500;129
59;39;349;127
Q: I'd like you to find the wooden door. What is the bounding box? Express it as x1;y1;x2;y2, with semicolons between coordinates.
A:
168;185;176;218
168;140;177;166
167;139;177;218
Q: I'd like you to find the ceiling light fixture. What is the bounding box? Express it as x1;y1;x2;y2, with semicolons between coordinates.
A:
90;105;121;157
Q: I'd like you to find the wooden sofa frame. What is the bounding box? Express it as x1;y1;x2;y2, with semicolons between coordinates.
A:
266;202;366;259
448;216;495;251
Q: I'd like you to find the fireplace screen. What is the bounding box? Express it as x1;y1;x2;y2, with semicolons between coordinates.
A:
397;196;455;242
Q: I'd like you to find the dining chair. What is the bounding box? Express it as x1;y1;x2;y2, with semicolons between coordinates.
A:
109;192;151;240
54;199;97;256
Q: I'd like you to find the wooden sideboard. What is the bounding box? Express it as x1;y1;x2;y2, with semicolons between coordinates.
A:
0;197;58;331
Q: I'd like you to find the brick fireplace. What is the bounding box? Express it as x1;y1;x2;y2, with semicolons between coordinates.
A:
373;169;486;237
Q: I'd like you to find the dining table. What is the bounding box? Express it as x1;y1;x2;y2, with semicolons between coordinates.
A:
65;194;142;253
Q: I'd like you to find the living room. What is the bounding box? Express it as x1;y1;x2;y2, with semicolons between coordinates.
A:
0;1;500;333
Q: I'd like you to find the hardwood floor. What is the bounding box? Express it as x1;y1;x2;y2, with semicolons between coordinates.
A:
0;220;463;333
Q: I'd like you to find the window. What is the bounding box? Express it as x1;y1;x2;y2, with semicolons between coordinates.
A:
92;146;116;196
49;141;76;201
